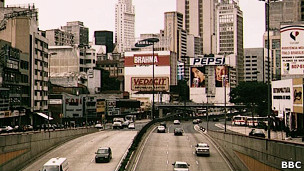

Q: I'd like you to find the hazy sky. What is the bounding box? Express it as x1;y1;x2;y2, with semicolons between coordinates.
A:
5;0;265;48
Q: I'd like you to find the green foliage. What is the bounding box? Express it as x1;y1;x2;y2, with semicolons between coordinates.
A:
230;81;268;116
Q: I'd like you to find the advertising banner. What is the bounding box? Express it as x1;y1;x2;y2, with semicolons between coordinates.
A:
96;99;105;113
281;25;304;75
190;67;206;87
131;77;169;91
125;53;170;67
190;55;226;66
215;65;229;87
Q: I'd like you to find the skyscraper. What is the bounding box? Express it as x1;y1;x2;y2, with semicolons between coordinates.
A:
216;0;244;84
177;0;216;55
94;30;114;53
115;0;135;53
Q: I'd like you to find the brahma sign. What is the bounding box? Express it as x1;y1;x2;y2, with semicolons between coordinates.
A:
131;77;169;91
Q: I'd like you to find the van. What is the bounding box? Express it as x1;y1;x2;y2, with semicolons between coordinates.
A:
41;157;69;171
232;115;247;126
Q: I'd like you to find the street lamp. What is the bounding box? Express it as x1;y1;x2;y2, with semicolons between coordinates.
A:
135;38;159;119
222;75;227;132
259;0;274;139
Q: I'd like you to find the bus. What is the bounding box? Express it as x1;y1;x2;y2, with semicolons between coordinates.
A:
246;117;258;127
42;158;69;171
232;115;247;126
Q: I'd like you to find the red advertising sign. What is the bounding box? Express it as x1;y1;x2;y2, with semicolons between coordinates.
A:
125;53;170;67
131;77;169;91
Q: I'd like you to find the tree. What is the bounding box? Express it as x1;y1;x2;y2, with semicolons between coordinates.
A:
230;81;268;116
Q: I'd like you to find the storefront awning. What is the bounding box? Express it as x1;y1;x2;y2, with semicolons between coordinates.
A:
36;112;53;120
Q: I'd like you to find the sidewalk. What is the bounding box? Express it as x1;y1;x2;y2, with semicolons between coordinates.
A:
215;123;304;144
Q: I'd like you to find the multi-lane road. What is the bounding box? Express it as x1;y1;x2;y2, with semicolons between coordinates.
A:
133;121;232;171
22;130;137;171
21;120;232;171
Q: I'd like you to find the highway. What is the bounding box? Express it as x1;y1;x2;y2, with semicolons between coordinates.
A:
21;130;137;171
134;121;232;171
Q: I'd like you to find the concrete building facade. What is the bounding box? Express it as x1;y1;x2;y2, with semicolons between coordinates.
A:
244;48;264;82
44;29;75;46
61;21;89;46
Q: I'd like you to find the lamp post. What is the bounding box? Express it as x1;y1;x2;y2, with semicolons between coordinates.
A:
259;0;273;139
222;75;227;132
135;38;159;119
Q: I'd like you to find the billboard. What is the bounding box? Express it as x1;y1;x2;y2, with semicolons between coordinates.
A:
281;25;304;75
190;55;226;66
131;77;169;91
125;52;170;67
215;65;229;87
190;67;206;87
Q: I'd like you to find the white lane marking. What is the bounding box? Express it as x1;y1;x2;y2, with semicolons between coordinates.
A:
190;145;192;148
91;159;94;163
196;161;199;165
167;160;169;165
167;151;169;155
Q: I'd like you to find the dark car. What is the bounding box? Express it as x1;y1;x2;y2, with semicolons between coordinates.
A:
174;128;183;136
160;122;167;128
95;147;112;163
249;129;266;138
212;117;219;122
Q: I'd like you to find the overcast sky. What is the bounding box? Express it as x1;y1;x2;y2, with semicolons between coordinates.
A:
5;0;265;48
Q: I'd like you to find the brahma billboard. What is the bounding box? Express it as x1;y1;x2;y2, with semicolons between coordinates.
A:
131;77;169;91
281;25;304;75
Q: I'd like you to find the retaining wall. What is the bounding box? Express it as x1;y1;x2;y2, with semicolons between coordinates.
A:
208;130;304;171
0;128;97;171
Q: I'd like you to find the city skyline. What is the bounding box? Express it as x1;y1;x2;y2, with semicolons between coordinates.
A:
5;0;265;48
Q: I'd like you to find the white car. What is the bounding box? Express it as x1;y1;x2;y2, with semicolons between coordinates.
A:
128;123;135;129
173;120;181;125
157;126;166;133
112;122;122;129
195;143;210;156
172;161;190;171
95;124;103;129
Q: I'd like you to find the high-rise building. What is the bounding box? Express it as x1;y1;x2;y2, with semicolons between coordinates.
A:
115;0;135;53
244;48;264;82
61;21;89;46
94;30;114;53
177;0;216;55
164;11;187;60
0;4;49;116
268;0;302;31
216;0;244;83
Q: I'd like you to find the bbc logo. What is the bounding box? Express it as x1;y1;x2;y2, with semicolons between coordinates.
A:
281;161;302;169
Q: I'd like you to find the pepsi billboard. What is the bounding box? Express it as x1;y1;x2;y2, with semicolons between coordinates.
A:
190;55;226;66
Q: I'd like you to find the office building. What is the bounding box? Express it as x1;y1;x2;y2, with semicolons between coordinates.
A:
44;29;75;46
115;0;135;53
94;30;114;53
216;0;244;83
244;48;264;82
177;0;216;55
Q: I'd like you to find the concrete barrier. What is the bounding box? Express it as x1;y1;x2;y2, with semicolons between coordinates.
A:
208;130;304;171
0;128;98;171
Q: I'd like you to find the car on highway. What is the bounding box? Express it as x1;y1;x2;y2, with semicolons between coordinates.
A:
95;147;112;163
128;123;135;129
174;128;183;136
95;123;103;129
160;122;167;128
112;121;122;129
157;126;166;133
212;117;219;122
122;120;130;128
196;119;202;123
192;119;198;124
249;129;266;138
195;143;210;156
172;161;190;171
0;126;13;133
173;120;181;125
